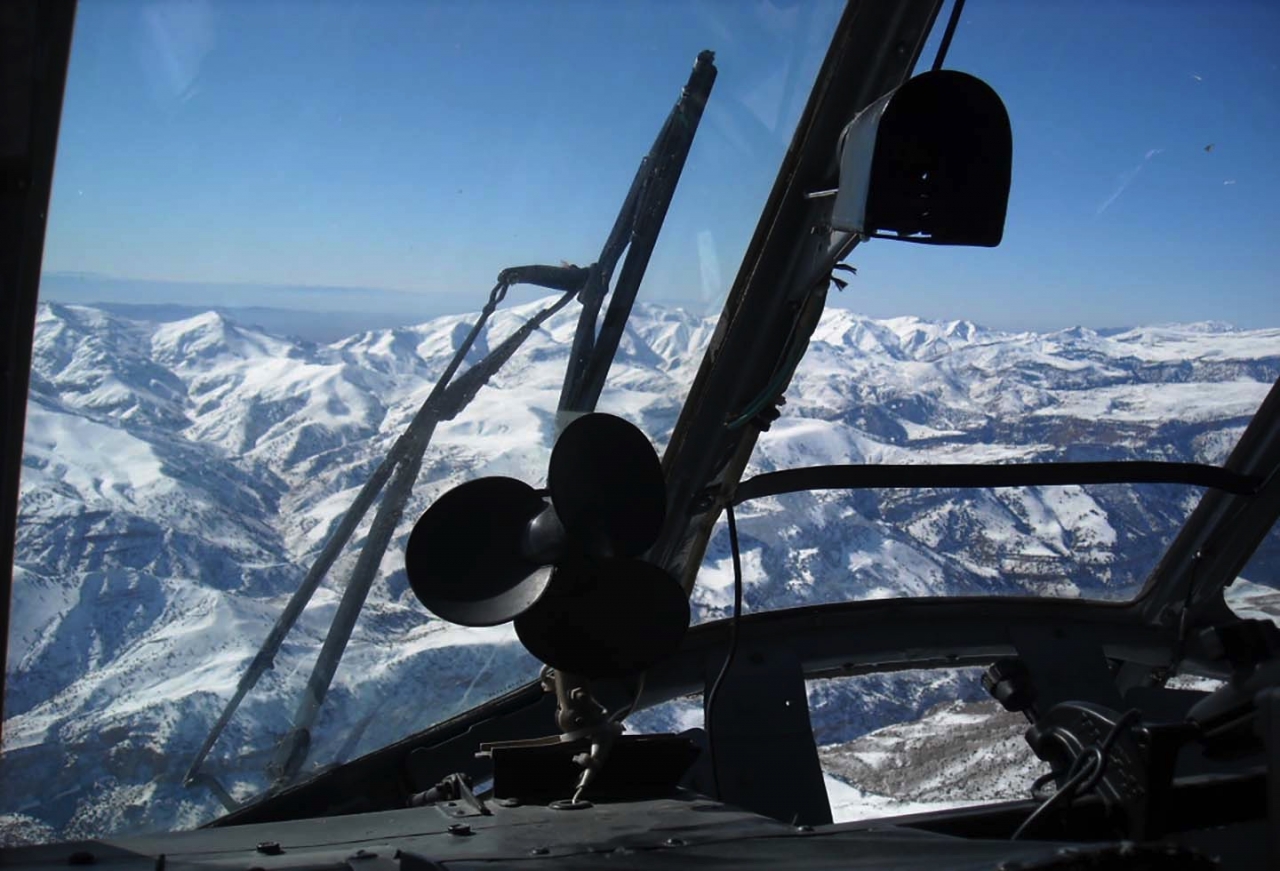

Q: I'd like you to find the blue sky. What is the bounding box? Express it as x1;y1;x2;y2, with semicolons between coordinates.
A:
42;0;1280;331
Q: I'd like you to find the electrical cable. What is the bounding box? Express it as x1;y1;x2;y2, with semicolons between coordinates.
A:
704;503;745;799
610;672;647;725
725;236;858;431
1011;749;1100;841
1077;708;1142;794
725;335;807;430
1012;708;1143;841
1029;770;1059;800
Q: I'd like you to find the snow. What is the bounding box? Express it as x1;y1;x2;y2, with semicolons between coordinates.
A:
819;691;1050;824
1033;381;1271;424
825;774;982;822
3;299;1278;844
22;403;168;498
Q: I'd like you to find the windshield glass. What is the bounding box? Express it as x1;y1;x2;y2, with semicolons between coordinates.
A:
705;0;1280;621
4;0;1279;848
2;0;845;843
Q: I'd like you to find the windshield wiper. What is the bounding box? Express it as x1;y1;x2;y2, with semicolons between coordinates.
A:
558;50;717;418
184;273;582;797
185;50;717;805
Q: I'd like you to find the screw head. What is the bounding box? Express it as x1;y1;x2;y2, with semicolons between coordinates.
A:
529;847;549;856
255;843;283;856
664;837;685;847
497;797;522;808
447;823;472;836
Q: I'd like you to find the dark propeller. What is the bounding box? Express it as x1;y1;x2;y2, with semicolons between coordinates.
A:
404;413;689;678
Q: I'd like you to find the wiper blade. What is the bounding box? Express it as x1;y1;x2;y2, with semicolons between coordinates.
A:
185;276;579;800
559;50;717;418
265;293;580;788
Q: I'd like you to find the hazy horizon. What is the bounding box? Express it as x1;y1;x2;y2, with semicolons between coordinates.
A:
39;1;1280;333
38;269;1278;342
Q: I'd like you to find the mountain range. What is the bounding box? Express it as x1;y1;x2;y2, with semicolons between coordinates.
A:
3;297;1278;843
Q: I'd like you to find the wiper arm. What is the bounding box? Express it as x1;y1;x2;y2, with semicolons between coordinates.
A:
558;50;717;418
185;272;581;801
266;300;584;788
182;283;496;791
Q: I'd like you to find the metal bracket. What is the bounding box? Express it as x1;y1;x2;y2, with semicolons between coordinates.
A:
703;643;831;826
407;773;490;818
549;668;609;736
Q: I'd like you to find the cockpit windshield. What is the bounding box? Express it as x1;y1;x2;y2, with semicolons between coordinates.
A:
4;0;847;842
3;0;1278;849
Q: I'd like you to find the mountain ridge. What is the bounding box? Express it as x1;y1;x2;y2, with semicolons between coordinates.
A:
3;299;1278;842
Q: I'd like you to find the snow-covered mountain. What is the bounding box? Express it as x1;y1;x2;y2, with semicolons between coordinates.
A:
3;299;1278;842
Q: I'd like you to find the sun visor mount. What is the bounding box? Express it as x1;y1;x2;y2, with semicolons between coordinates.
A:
831;70;1012;247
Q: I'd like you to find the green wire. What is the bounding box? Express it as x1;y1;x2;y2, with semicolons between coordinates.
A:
725;335;808;430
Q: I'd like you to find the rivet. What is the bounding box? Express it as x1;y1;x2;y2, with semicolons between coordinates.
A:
447;823;472;836
664;837;685;847
255;842;283;856
529;847;549;856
